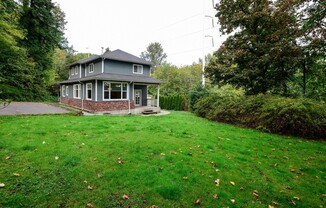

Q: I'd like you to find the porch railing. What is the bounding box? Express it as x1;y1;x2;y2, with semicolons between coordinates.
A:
147;98;158;107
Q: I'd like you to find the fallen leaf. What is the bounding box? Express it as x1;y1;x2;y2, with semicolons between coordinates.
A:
93;158;97;161
123;194;129;199
83;180;88;184
215;179;220;186
230;199;236;204
42;141;46;144
55;156;59;160
289;200;296;206
160;152;165;156
183;176;188;180
322;194;326;197
87;185;93;190
86;203;94;208
290;169;295;172
194;199;200;205
0;183;5;188
252;190;259;197
213;194;218;199
230;181;235;186
13;173;20;177
272;148;276;151
293;196;300;200
240;187;244;191
272;201;279;205
5;156;10;160
98;173;103;178
170;151;177;155
268;205;275;208
150;206;157;208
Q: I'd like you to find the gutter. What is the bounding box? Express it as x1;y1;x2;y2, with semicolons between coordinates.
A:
128;81;133;114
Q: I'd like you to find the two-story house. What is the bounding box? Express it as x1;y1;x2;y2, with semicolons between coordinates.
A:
59;49;161;113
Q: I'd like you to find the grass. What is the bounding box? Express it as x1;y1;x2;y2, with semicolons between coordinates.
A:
0;112;325;207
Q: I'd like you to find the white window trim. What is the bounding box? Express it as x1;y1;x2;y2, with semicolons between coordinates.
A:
89;63;94;73
73;84;81;99
103;81;128;101
133;64;143;74
66;86;69;97
86;83;92;100
61;85;66;97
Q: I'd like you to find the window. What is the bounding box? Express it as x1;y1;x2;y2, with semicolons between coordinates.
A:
66;86;69;96
88;63;94;73
61;85;66;97
71;68;74;75
73;84;81;99
75;66;78;75
86;83;92;100
103;82;127;100
133;64;143;74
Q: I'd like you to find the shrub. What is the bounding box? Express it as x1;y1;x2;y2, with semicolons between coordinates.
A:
160;95;184;111
189;84;209;112
195;94;326;140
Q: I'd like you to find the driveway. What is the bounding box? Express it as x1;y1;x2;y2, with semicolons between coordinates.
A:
0;102;71;115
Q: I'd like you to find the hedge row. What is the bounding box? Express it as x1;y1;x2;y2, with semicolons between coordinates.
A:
160;95;184;111
195;94;326;140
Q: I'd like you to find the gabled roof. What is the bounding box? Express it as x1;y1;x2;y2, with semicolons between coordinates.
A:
69;49;152;66
59;73;161;84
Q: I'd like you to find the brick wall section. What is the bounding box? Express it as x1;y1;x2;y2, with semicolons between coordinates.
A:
61;97;134;112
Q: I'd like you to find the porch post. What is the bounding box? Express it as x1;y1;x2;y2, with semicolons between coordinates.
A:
157;85;160;107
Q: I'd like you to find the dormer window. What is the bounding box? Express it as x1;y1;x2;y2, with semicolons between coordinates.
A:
88;63;94;73
75;66;78;75
71;68;74;75
133;64;143;74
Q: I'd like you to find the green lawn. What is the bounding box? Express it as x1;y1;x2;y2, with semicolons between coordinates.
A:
0;112;325;207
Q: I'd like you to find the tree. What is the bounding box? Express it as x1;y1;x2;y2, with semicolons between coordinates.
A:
152;63;202;96
140;42;167;70
0;0;35;100
19;0;66;98
210;0;302;95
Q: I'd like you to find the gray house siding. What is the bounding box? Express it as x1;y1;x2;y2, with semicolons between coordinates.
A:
85;60;102;77
69;65;82;80
105;60;150;76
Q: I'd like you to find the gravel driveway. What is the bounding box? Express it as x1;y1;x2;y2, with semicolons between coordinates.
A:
0;102;71;115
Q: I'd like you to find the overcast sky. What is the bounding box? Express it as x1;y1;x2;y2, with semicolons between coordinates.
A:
53;0;227;66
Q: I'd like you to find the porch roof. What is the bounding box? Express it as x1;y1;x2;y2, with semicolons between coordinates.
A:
59;73;161;84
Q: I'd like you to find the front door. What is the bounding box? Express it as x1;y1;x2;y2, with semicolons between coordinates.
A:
134;89;142;107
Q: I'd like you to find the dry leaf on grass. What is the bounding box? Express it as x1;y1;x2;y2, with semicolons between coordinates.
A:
87;185;93;190
122;194;129;199
150;206;157;208
0;183;5;188
13;173;20;177
252;190;259;197
86;203;94;208
230;199;236;204
230;181;235;186
215;179;220;186
6;156;10;160
293;196;300;200
213;194;218;199
194;199;200;205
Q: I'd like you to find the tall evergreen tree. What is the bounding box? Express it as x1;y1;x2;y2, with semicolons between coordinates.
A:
19;0;66;98
140;42;167;70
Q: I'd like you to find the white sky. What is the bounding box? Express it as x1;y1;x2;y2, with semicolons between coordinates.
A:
53;0;227;66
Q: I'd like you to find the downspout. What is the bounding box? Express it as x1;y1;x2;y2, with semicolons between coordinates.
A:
79;81;84;111
128;81;133;114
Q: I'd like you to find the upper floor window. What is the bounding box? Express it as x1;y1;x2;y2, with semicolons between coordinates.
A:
88;63;94;73
133;64;143;74
71;68;74;75
75;66;78;75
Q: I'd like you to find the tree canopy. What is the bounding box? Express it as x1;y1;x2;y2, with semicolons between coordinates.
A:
207;0;325;99
140;42;167;70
